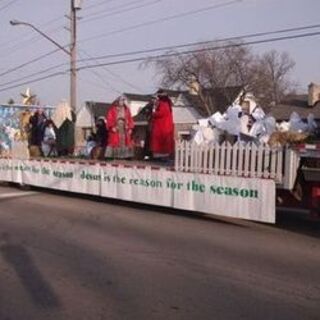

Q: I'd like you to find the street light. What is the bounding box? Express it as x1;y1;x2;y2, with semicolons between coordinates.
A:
9;19;71;56
9;1;80;115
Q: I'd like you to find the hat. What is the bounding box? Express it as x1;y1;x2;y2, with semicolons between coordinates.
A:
117;95;127;102
156;89;167;97
115;95;128;106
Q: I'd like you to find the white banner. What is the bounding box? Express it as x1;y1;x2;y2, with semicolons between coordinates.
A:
0;159;275;223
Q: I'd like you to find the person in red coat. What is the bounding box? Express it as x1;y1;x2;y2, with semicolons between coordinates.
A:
105;96;134;159
150;90;174;160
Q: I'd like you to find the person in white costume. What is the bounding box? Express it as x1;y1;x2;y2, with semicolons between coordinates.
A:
42;120;57;157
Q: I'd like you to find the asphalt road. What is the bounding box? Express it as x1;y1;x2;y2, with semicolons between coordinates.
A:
0;184;319;320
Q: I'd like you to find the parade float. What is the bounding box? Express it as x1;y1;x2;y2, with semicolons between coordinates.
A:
0;89;55;158
0;89;319;224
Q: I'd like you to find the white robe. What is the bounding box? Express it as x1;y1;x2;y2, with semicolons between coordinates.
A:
42;127;57;157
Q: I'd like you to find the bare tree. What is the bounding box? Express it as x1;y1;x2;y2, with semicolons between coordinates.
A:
251;50;296;105
153;42;255;115
155;43;253;85
152;42;296;115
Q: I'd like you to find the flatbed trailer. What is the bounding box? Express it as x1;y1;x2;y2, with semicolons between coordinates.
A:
0;141;318;224
175;141;320;218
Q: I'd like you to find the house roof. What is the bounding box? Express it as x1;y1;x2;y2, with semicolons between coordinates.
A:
132;102;153;123
133;86;244;123
184;86;243;114
127;86;243;108
124;93;153;102
158;86;243;115
124;90;185;104
85;101;112;119
124;90;183;101
205;86;243;109
162;89;182;98
267;94;320;121
173;106;202;124
133;106;202;125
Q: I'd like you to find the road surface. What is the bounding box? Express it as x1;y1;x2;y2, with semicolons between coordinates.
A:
0;184;319;320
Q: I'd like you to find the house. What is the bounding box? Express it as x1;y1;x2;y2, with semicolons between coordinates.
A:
267;83;320;125
75;86;257;146
132;86;256;142
76;95;150;134
123;93;153;117
131;90;203;143
76;101;112;145
179;86;257;116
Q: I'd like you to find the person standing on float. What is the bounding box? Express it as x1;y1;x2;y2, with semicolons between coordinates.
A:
150;90;174;160
105;96;134;159
29;108;47;147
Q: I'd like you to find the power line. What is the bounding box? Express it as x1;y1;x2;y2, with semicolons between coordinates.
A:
0;0;236;60
77;31;320;71
78;50;122;93
1;25;66;58
79;49;143;92
0;15;64;49
2;22;320;82
81;0;118;12
78;73;121;94
0;47;140;93
82;0;161;23
2;29;320;92
79;0;243;43
77;23;320;63
0;15;67;60
0;0;238;77
0;71;67;93
83;0;149;19
0;62;68;87
0;0;18;12
0;48;61;77
1;24;319;85
103;67;143;93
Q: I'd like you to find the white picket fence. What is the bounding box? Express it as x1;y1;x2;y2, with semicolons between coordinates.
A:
175;141;287;183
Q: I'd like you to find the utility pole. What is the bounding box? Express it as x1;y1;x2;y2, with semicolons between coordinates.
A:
10;0;83;153
70;0;79;114
10;1;82;114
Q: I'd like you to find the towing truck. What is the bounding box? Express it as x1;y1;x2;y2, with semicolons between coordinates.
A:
278;143;320;217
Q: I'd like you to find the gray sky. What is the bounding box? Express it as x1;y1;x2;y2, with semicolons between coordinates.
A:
0;0;319;106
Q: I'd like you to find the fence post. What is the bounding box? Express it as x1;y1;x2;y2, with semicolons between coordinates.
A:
250;143;258;178
214;143;220;175
186;140;190;172
276;147;284;183
231;142;239;176
226;142;232;175
203;144;209;174
175;140;180;172
208;144;214;174
244;143;251;177
220;142;226;175
270;147;277;179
